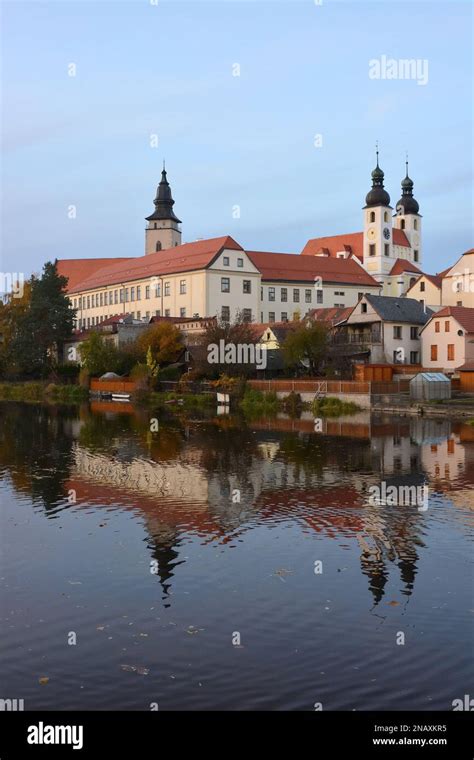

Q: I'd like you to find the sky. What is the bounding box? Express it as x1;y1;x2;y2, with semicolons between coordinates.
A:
1;0;473;278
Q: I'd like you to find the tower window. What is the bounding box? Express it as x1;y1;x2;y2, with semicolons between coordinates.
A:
369;211;375;223
369;244;376;256
384;244;390;256
155;241;162;252
384;211;389;222
414;250;419;262
413;219;418;230
400;219;405;230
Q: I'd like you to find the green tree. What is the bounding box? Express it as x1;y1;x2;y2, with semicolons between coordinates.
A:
282;321;328;375
9;261;76;376
79;332;120;377
0;279;33;377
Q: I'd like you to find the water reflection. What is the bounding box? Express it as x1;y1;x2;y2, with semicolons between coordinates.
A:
0;401;473;710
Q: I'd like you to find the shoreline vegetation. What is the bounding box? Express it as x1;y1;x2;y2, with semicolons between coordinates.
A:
1;381;474;421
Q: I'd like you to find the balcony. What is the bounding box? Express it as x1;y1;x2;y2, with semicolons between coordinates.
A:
332;332;382;346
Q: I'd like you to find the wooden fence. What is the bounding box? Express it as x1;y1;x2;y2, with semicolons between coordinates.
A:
248;378;411;396
90;379;137;394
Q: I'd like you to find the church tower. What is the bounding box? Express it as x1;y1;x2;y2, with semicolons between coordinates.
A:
393;159;422;267
145;165;182;254
363;148;394;282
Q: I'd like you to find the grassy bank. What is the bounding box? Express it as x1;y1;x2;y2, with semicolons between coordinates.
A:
136;390;215;410
312;396;361;416
0;382;89;403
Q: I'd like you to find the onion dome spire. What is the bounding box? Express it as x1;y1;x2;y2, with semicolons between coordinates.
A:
146;163;182;223
396;156;419;215
364;143;391;208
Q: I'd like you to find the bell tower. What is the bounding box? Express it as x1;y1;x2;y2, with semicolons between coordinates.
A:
363;146;393;285
393;158;422;267
145;163;182;254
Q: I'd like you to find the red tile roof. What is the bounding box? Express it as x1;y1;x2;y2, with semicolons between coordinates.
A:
57;258;132;290
306;307;354;326
389;259;423;276
246;250;380;287
301;229;410;259
429;306;474;334
456;361;474;372
69;236;243;293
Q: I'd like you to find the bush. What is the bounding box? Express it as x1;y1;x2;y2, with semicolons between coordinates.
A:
53;363;81;383
312;396;360;416
282;391;303;416
157;365;182;381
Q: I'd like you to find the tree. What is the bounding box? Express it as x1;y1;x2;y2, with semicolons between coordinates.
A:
9;261;76;376
0;279;33;377
79;332;120;377
282;321;328;375
135;322;183;365
196;313;259;378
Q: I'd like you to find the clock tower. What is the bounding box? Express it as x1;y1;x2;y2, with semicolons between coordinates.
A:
363;148;394;286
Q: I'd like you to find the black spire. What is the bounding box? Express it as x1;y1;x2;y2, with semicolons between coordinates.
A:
146;165;182;223
396;157;419;215
364;144;391;208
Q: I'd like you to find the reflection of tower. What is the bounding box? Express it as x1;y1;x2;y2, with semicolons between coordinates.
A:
146;518;184;607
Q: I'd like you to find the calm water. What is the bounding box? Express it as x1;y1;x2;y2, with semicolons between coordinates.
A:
0;401;473;711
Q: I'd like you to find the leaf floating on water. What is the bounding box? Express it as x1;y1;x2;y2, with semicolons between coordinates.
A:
274;568;292;577
388;600;400;606
120;664;149;675
39;677;49;685
186;625;204;635
96;626;105;631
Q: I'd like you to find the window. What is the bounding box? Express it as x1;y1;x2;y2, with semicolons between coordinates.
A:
221;277;230;293
155;282;161;298
119;290;124;303
447;344;455;361
369;244;376;257
268;312;275;323
180;307;186;318
393;350;403;364
145;311;150;320
281;312;288;321
361;303;367;313
237;258;243;268
384;211;389;222
99;293;103;306
137;311;141;320
305;289;312;303
410;351;419;364
131;287;135;301
268;287;275;301
401;219;406;230
243;280;251;294
137;286;141;300
180;280;186;294
384;244;390;257
393;326;402;339
316;290;323;304
260;287;263;300
293;289;300;302
445;321;450;332
420;281;425;292
164;282;170;296
221;306;230;322
334;303;345;308
223;256;229;266
87;296;90;309
145;285;150;299
369;211;375;223
334;291;345;296
87;318;90;328
457;301;463;307
155;241;162;252
414;250;419;262
420;299;424;309
242;309;252;322
413;219;418;230
155;310;161;317
165;309;170;317
114;290;118;304
435;321;440;333
281;287;288;302
125;288;129;302
410;326;418;340
430;345;438;361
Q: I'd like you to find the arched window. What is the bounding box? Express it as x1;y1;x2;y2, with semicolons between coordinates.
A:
400;219;405;230
384;211;389;222
154;223;157;229
369;211;375;223
413;219;418;230
155;241;162;252
409;277;416;288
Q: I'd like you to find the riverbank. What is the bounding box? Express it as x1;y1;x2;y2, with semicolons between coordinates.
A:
0;382;89;403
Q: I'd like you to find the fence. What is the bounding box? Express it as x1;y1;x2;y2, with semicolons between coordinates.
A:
248;379;411;396
90;379;137;394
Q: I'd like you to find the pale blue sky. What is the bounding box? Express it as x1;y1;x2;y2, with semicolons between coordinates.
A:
1;0;472;277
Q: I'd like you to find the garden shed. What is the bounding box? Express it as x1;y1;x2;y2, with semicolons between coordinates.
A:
410;372;451;401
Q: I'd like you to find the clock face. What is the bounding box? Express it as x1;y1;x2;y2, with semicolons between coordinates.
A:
367;228;376;241
383;227;390;240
